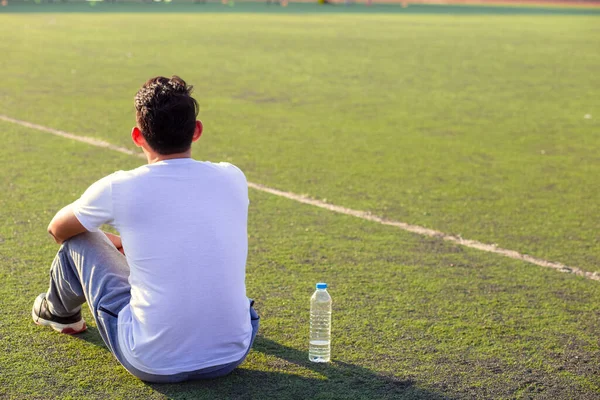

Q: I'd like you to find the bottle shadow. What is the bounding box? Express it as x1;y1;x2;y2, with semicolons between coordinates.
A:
77;328;450;399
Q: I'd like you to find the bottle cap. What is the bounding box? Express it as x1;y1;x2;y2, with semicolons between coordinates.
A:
316;282;327;289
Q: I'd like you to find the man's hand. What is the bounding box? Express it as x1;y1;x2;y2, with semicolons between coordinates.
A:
103;231;125;255
48;204;87;244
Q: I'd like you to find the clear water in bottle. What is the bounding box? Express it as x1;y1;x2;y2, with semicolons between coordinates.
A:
309;282;332;362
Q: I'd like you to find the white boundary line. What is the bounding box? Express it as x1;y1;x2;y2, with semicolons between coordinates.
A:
2;113;597;282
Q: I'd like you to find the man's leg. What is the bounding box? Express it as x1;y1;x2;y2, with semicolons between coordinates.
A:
33;233;260;382
34;231;131;354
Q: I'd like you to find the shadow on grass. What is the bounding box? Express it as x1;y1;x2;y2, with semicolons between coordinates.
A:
148;336;451;400
77;328;449;399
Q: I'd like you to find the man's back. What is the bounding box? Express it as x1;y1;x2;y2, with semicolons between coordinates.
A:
75;159;253;375
34;76;258;382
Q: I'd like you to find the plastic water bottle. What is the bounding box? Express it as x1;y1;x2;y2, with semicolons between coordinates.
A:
309;282;332;362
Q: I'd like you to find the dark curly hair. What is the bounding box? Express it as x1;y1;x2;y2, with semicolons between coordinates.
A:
134;76;199;155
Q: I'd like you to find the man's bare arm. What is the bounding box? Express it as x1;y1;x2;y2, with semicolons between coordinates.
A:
103;231;124;255
47;204;87;244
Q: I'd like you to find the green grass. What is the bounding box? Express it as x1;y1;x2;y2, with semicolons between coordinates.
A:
1;8;600;399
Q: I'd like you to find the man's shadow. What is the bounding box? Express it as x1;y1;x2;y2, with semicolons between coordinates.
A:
78;327;450;399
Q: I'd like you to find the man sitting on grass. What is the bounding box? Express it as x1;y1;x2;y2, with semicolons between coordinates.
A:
31;75;259;383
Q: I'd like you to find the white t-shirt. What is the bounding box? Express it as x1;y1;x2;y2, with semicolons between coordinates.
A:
72;158;252;375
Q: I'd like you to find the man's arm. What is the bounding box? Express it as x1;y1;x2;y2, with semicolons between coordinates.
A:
103;231;124;255
48;203;124;254
47;204;87;244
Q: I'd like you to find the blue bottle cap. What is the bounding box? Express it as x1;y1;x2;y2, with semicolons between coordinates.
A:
316;282;327;289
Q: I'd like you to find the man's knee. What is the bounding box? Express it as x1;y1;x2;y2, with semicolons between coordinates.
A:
63;231;107;250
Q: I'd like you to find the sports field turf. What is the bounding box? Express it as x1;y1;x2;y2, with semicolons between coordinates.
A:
1;4;599;399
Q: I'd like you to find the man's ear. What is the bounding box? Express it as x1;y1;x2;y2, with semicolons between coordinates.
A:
131;127;145;147
192;120;203;142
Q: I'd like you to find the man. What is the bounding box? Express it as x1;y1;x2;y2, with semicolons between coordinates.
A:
31;76;259;383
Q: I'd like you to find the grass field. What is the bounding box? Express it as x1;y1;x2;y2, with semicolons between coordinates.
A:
1;4;600;399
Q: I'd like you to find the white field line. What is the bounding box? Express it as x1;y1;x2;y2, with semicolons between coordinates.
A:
2;113;597;282
0;115;142;158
